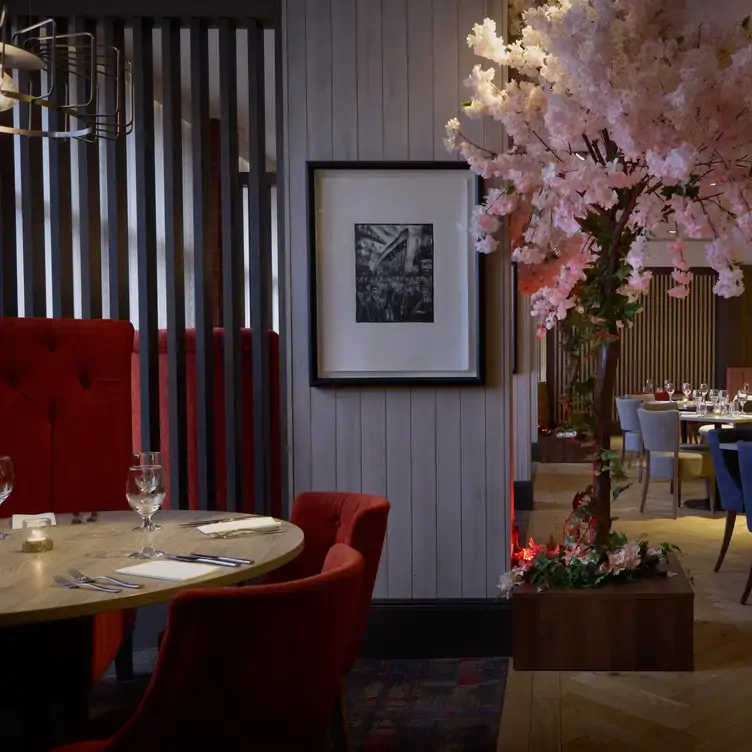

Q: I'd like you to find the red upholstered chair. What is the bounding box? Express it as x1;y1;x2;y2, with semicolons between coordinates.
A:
131;329;282;516
266;492;390;672
0;317;136;685
54;544;364;752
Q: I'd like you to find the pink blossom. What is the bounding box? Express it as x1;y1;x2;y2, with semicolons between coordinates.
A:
667;286;691;299
476;235;499;254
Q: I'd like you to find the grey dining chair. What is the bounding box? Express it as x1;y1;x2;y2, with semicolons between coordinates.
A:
615;397;644;481
638;407;716;517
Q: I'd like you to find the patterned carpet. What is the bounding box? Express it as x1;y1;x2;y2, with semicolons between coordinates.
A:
93;653;508;751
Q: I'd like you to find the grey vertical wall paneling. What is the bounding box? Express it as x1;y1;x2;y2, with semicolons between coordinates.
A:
406;0;437;599
285;0;312;496
44;18;73;319
100;20;129;320
381;0;412;598
71;17;102;320
331;0;362;494
356;0;388;597
219;20;244;513
485;0;513;595
189;19;216;509
306;0;337;491
432;0;463;598
0;125;17;316
247;20;272;514
132;18;160;451
160;19;189;510
382;0;408;162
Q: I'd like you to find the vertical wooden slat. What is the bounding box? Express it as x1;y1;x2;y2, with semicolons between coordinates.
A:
161;18;188;509
190;19;215;510
71;17;101;319
246;20;272;514
15;65;46;317
45;18;73;319
218;19;244;513
132;18;160;451
101;19;128;320
0;128;17;317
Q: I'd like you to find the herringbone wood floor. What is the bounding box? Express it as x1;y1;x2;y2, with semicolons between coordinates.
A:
498;456;752;751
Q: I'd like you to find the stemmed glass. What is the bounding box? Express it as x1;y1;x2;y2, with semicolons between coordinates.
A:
665;381;675;400
700;383;709;402
126;465;166;559
0;457;14;540
739;384;749;412
644;379;654;394
708;388;719;404
682;382;692;402
131;453;163;531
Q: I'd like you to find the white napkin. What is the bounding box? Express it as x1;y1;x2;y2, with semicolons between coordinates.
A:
196;516;281;535
11;513;57;530
116;561;220;582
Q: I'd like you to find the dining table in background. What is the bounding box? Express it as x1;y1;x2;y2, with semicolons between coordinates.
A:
0;511;304;751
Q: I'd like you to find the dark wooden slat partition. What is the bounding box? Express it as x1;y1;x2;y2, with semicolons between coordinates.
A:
0;131;17;317
71;17;102;320
190;19;216;511
100;19;129;320
161;18;189;510
246;19;272;515
131;18;160;452
218;19;244;514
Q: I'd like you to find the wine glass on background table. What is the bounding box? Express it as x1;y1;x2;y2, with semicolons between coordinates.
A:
665;381;675;400
739;384;749;412
700;383;709;402
645;378;654;394
0;457;14;540
682;382;692;402
126;465;166;559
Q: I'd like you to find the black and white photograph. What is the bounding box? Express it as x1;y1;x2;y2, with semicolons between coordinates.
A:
355;223;434;324
308;162;484;385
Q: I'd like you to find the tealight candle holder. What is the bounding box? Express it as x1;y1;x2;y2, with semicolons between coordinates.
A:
22;519;53;553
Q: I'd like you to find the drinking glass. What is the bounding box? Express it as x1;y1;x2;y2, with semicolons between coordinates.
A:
0;457;14;540
720;389;729;404
665;381;675;400
133;451;162;467
692;389;700;404
739;387;749;410
700;383;709;401
682;382;692;401
644;379;654;394
126;465;166;559
697;400;708;416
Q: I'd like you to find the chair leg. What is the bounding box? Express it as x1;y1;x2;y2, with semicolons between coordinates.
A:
673;475;680;519
114;632;134;681
715;511;737;572
640;453;650;513
621;433;626;464
742;560;752;605
329;683;353;752
637;445;643;483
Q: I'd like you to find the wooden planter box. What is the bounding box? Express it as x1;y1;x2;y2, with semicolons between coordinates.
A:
512;556;693;671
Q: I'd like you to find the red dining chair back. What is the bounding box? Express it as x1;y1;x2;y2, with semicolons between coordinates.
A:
267;492;390;671
54;544;364;752
0;317;135;685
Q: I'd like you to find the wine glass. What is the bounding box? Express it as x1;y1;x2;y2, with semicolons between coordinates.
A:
126;465;166;559
739;385;749;411
709;388;719;404
700;382;709;401
0;457;14;540
665;381;675;400
720;389;729;403
131;453;163;530
691;389;700;405
682;382;692;401
644;378;654;394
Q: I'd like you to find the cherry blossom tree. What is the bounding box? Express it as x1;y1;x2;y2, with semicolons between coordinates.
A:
448;0;752;545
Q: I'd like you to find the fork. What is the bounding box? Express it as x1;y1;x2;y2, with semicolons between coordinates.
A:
68;567;143;589
53;574;120;593
206;529;283;539
179;517;245;528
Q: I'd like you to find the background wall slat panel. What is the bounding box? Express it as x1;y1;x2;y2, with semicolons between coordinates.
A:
0;131;16;317
548;271;717;425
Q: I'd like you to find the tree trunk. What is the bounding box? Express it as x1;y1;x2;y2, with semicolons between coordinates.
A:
592;336;621;546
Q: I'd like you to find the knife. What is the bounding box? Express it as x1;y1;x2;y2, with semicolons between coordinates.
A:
191;553;255;565
165;554;240;568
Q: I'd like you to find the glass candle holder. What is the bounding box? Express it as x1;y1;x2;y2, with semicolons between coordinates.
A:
21;519;53;553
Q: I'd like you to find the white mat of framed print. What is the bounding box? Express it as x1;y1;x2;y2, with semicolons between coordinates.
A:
307;162;485;386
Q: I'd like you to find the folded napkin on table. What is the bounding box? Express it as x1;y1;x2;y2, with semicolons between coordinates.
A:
196;516;281;535
11;513;57;530
115;561;220;582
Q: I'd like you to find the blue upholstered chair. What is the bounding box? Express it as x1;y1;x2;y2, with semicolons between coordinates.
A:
736;441;752;603
708;429;752;572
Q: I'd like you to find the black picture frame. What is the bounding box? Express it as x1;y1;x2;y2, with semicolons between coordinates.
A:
307;161;485;387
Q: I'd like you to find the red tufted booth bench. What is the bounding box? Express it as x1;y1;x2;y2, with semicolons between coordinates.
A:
0;317;136;686
131;329;281;515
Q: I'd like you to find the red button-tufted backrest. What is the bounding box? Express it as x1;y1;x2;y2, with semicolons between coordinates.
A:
264;492;390;672
0;318;135;516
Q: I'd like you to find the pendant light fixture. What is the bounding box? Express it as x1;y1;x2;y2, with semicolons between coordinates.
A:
0;6;133;140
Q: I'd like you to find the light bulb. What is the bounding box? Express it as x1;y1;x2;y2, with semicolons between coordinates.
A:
0;71;18;112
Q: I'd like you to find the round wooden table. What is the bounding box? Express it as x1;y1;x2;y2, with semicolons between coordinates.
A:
0;510;304;626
